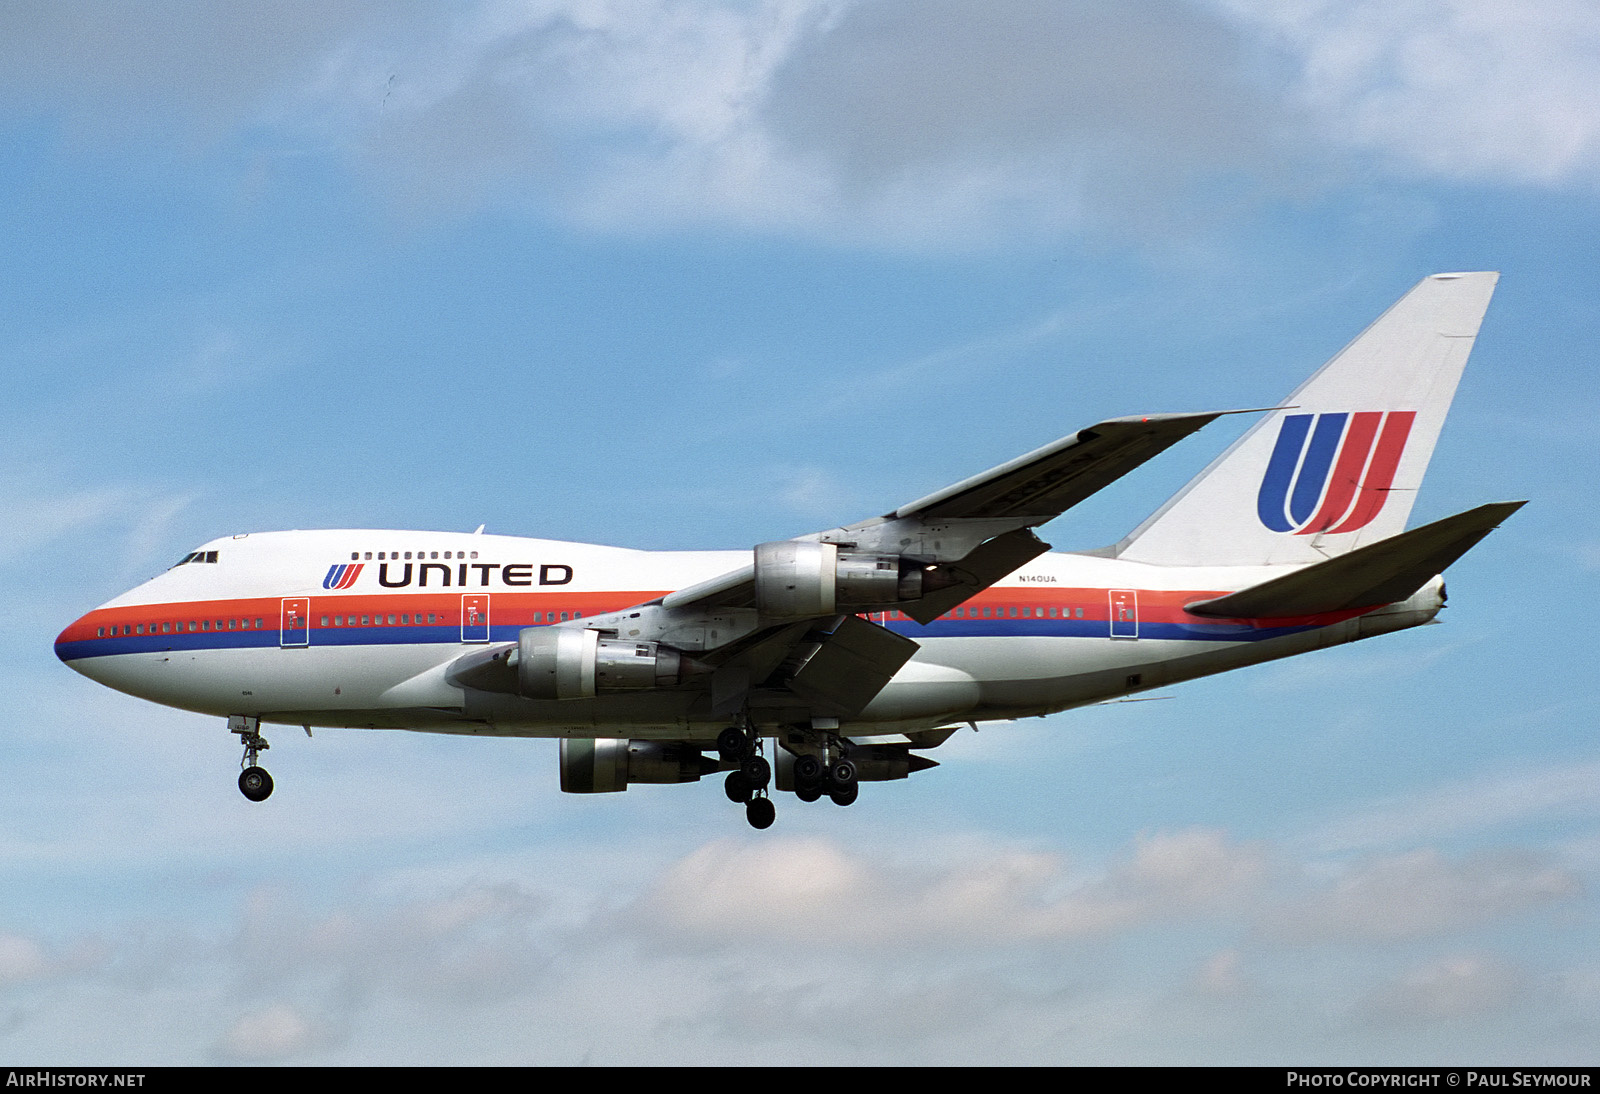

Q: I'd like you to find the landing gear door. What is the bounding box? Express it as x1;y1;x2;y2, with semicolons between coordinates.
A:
461;593;490;643
280;597;310;647
1108;589;1138;639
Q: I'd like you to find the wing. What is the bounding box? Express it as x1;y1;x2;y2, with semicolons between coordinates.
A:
559;410;1227;722
657;410;1227;617
888;412;1227;523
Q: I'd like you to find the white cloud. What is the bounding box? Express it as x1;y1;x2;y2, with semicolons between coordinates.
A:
217;1003;319;1061
635;828;1266;945
0;934;50;985
1363;953;1527;1023
0;0;1299;246
1217;0;1600;187
13;0;1596;244
1265;848;1581;942
1308;760;1600;854
0;822;1592;1062
1195;947;1250;996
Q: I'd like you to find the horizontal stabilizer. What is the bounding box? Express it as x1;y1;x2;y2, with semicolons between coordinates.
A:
1186;501;1525;619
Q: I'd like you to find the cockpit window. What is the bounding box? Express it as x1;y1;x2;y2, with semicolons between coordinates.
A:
170;550;220;568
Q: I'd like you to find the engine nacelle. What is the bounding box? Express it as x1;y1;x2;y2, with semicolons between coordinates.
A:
518;628;687;700
560;738;718;793
754;541;925;618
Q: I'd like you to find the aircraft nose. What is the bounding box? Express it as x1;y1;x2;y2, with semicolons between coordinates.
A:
55;613;99;676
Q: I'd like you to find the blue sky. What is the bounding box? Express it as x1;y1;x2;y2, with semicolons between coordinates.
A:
2;0;1598;1064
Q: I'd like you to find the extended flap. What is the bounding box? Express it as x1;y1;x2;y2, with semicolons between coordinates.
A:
785;614;921;717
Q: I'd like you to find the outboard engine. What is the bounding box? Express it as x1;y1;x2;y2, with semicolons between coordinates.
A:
560;738;718;793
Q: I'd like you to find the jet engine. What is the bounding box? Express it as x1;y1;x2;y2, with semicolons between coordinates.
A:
753;541;936;617
559;738;718;793
517;627;688;700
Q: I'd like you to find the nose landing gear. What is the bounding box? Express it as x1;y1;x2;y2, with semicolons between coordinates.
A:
239;765;273;802
229;715;272;802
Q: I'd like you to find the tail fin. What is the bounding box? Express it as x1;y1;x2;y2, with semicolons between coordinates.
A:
1115;272;1499;567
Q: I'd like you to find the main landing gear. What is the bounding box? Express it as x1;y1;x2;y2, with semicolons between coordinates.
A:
716;722;866;829
229;715;273;802
718;722;775;830
793;749;859;807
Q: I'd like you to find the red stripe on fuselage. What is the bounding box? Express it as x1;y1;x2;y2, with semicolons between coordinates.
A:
61;585;1378;647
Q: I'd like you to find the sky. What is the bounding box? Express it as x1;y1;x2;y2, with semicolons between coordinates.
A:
2;0;1598;1066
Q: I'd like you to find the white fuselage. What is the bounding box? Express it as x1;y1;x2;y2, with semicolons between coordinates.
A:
57;528;1443;740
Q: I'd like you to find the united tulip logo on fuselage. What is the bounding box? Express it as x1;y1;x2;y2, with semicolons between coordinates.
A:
322;563;364;589
1256;411;1416;535
321;561;574;589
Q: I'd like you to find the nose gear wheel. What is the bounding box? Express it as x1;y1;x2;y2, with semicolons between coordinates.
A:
229;715;273;803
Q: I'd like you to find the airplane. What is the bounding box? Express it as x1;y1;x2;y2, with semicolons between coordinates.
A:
55;272;1523;829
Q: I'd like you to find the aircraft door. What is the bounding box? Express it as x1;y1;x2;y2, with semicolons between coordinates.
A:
1108;589;1138;639
280;597;310;647
461;594;490;643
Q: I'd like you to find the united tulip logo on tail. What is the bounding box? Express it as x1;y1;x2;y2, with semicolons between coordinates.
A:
1257;411;1416;535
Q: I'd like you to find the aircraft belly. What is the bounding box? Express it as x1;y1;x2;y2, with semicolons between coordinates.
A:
904;626;1363;718
855;660;981;722
67;645;459;719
